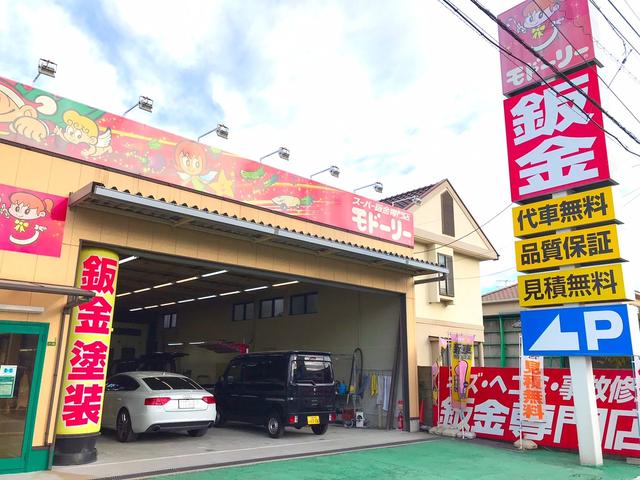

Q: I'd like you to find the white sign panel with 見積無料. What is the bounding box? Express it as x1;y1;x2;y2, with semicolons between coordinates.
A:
504;66;611;203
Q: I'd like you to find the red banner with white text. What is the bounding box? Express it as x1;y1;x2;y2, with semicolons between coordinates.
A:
434;367;640;457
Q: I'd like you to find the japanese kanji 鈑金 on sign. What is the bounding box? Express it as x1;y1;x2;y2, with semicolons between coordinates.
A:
518;263;626;308
515;224;622;272
512;186;616;238
56;248;119;436
504;66;611;203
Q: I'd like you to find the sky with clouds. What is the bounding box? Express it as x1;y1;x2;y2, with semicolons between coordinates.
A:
1;0;639;293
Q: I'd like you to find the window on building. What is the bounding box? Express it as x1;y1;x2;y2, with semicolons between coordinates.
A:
289;292;319;315
260;297;284;318
438;253;454;297
163;313;177;328
233;302;255;321
441;191;455;237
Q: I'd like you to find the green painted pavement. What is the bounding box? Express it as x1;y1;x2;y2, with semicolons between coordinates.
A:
158;438;640;480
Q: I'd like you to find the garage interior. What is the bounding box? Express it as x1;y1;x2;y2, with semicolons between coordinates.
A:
107;247;405;433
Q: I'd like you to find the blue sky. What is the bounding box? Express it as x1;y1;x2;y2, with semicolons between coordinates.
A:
1;0;639;293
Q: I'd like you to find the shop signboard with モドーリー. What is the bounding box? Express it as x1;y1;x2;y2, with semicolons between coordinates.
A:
0;77;414;246
504;66;611;203
497;0;595;96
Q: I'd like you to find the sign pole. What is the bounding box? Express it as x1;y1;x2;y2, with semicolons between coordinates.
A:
569;356;602;465
518;334;524;449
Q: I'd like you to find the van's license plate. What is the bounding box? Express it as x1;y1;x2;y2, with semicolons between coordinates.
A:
179;400;195;409
307;416;320;425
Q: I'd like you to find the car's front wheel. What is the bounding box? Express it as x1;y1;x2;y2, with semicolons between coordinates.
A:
266;411;284;438
116;408;137;442
311;423;329;435
187;428;208;437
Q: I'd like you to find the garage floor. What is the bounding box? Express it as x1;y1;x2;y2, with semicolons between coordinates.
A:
12;426;434;480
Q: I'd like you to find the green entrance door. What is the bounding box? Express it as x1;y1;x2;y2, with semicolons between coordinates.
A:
0;321;48;475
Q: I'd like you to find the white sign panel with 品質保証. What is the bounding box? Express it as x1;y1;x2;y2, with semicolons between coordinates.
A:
522;304;640;357
0;365;18;398
504;66;611;203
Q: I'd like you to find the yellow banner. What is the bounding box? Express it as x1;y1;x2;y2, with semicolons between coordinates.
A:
515;224;622;272
518;263;626;308
512;187;616;238
450;333;474;408
56;248;119;436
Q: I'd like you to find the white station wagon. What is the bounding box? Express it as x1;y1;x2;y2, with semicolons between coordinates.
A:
102;371;216;442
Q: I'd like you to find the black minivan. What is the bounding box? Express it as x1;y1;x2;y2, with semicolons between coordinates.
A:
214;351;336;438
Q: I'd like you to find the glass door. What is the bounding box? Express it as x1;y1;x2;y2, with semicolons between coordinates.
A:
0;322;47;474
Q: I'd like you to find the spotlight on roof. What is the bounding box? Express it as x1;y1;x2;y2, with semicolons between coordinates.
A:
198;123;229;142
33;58;57;83
260;147;290;163
311;165;340;179
123;96;154;116
354;182;383;194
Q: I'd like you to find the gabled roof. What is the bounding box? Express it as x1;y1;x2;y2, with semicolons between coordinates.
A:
384;179;498;260
482;284;518;303
381;182;442;209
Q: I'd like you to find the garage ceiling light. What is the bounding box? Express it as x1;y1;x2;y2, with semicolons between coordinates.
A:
130;307;143;312
161;301;176;306
167;342;184;346
144;304;159;309
245;286;268;292
220;290;241;296
116;292;132;297
272;281;299;287
198;294;217;300
153;282;173;289
177;298;196;303
176;276;199;284
134;287;151;293
119;256;138;265
201;270;228;277
189;341;206;345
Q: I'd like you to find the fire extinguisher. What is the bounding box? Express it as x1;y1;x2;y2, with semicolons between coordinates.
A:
397;400;404;430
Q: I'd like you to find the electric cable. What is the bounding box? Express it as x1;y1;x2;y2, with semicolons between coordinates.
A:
621;0;640;26
531;0;640;128
468;0;640;156
606;0;640;44
589;0;640;59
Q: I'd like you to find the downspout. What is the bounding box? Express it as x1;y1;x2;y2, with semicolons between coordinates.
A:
499;314;506;368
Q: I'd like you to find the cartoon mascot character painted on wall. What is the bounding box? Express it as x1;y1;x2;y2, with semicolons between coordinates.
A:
174;141;217;190
509;0;564;52
1;191;53;246
0;83;55;143
55;110;113;158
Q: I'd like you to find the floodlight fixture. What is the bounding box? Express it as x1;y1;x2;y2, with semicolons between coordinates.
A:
354;182;383;194
33;58;57;83
123;96;154;116
198;123;229;142
391;195;422;207
311;165;340;179
260;147;290;163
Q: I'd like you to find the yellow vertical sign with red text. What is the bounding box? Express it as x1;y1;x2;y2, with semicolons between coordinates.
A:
56;248;119;436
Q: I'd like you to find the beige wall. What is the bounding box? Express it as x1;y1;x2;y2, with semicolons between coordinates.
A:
0;142;422;447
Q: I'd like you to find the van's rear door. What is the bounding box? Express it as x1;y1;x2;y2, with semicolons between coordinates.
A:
289;354;335;416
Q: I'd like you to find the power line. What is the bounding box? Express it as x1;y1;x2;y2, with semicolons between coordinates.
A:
589;0;640;59
606;0;640;44
466;0;640;159
531;0;640;127
455;266;515;280
621;0;640;26
413;201;513;255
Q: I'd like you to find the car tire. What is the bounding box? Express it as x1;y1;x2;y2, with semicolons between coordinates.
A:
116;408;137;443
266;411;284;438
311;423;329;435
187;428;208;437
214;409;226;427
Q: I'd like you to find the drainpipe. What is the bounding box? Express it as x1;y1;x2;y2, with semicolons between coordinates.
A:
499;314;506;368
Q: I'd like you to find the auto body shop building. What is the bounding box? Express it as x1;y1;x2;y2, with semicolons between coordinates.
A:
0;76;449;474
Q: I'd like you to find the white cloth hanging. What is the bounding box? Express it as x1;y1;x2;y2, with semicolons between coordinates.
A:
377;375;392;411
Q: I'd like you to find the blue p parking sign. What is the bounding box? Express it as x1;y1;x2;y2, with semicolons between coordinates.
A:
522;304;640;357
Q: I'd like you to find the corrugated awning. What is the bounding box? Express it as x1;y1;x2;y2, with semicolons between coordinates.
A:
69;183;448;277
